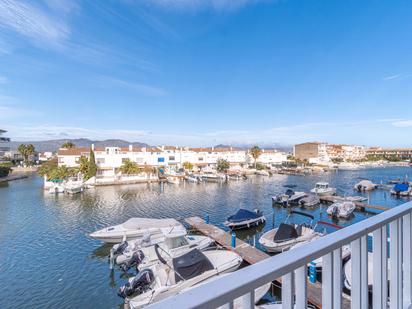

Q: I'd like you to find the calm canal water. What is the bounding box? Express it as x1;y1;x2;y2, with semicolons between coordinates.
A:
1;167;411;308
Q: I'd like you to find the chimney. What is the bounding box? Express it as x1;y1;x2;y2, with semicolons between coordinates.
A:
129;144;133;151
91;144;95;151
161;145;164;151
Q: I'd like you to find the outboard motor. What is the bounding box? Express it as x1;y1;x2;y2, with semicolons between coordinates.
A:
119;250;145;272
112;240;129;256
118;268;155;298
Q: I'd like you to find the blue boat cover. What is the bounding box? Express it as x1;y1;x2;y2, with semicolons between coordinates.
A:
227;209;261;223
394;183;409;192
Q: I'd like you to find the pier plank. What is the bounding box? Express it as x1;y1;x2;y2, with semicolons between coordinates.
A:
185;216;350;309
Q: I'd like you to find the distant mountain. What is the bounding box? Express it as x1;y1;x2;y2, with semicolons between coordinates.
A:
6;139;150;152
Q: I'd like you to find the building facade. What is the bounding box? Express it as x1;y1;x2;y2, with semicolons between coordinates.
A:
294;142;366;163
0;129;10;161
57;145;288;177
367;147;412;160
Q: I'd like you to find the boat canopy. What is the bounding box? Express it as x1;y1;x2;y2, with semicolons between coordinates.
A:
227;209;261;223
172;249;214;283
273;223;299;242
285;189;295;197
122;218;181;230
394;183;409;192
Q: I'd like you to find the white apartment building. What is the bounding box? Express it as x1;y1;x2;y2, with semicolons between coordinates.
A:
294;142;366;164
58;145;288;177
0;129;10;161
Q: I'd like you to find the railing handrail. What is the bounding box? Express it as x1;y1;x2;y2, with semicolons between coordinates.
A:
147;201;412;309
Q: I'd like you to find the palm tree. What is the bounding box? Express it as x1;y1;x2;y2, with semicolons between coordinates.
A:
18;144;35;164
61;141;75;149
250;146;262;168
119;159;140;175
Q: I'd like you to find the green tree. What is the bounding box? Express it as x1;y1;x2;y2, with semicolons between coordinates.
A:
79;156;89;175
18;144;35;164
61;141;75;149
37;158;58;178
250;146;262;168
87;149;97;179
182;161;194;171
217;159;230;172
119;159;140;175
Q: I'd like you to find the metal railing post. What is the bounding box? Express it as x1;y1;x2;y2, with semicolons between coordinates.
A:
403;213;412;307
390;219;400;309
351;239;361;309
373;227;383;309
295;265;307;309
333;247;342;309
282;272;294;309
322;252;333;308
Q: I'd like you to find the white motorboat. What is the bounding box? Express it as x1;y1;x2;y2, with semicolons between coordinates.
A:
299;195;320;208
290;221;351;272
344;252;376;291
259;211;321;253
49;184;65;194
344;196;368;203
186;175;201;183
338;162;361;170
390;182;412;196
64;179;84;194
89;218;183;243
201;172;221;182
121;249;243;308
166;176;180;185
272;189;307;206
113;226;214;271
256;170;270;176
258;303;316;309
224;209;266;230
326;201;356;219
353;180;377;191
310;182;336;196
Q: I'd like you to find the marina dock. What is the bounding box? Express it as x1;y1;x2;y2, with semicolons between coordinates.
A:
185;216;351;308
319;195;389;212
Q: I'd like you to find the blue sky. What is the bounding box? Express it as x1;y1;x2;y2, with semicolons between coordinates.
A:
0;0;411;147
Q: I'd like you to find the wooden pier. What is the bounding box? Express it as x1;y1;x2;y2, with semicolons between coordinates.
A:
185;216;351;308
319;195;389;212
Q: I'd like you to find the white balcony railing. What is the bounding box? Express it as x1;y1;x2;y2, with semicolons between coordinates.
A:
147;201;412;309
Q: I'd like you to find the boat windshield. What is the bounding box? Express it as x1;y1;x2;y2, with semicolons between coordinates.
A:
167;236;189;249
316;183;329;189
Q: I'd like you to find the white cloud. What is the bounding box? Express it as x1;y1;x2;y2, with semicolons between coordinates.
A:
42;0;79;14
143;0;271;11
0;0;70;47
391;120;412;127
0;103;40;119
96;76;167;96
383;74;412;81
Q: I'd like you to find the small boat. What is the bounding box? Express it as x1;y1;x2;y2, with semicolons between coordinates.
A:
310;182;336;196
290;221;351;273
121;248;243;308
186;175;201;183
166;176;180;185
49;184;65;194
390;182;411;196
113;225;214;271
224;209;266;230
344;252;376;291
64;179;84;194
259;211;321;253
89;218;183;243
299;195;320;208
201;172;221;182
283;184;297;188
256;170;270;176
272;189;307;206
353;180;377;191
326;201;356;219
344;196;368;203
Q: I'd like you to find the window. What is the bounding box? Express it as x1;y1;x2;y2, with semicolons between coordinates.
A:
122;158;128;163
169;156;175;161
198;157;204;161
97;158;105;164
169;237;189;249
75;157;80;163
58;157;64;163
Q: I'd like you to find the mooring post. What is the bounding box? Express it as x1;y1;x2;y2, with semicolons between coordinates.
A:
109;248;114;270
309;261;316;283
231;232;236;248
